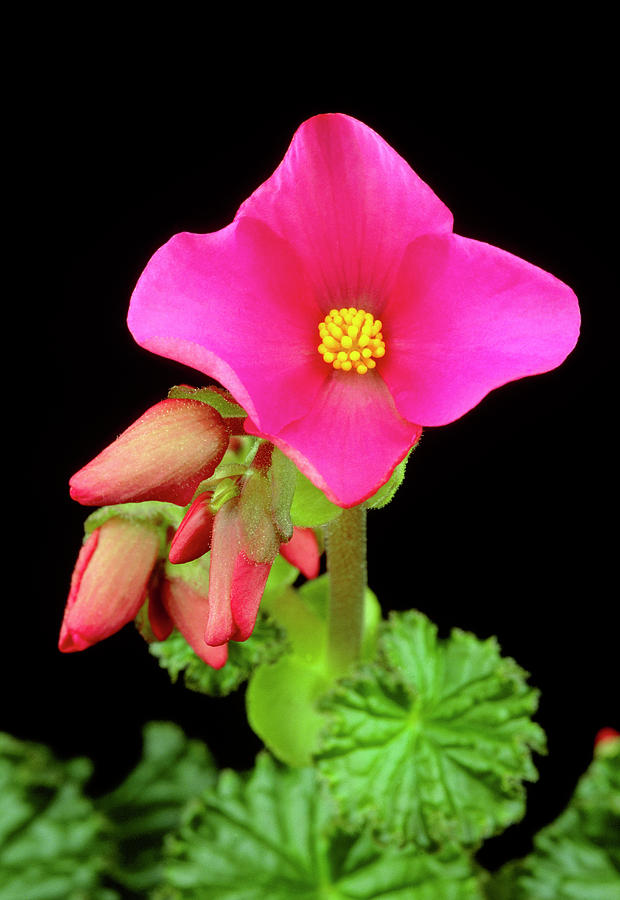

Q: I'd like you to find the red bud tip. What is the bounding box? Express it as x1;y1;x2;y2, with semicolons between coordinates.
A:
169;493;215;564
594;727;620;748
279;527;320;579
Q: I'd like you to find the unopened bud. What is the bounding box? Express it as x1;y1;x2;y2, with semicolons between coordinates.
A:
70;399;230;507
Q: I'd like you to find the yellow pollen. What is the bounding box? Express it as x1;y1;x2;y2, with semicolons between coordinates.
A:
317;307;386;374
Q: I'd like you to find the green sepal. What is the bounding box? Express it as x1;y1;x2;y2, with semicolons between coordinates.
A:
246;575;381;767
268;447;297;542
363;446;415;510
239;471;280;563
315;609;546;849
82;501;185;556
290;467;343;527
98;722;216;894
168;384;247;417
156;752;484;900
0;732;117;899
486;740;620;898
150;555;297;697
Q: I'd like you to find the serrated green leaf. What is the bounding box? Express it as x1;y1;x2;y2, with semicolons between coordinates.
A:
486;743;620;899
0;733;117;900
151;613;287;698
157;752;483;899
290;467;343;528
98;722;216;893
316;610;546;849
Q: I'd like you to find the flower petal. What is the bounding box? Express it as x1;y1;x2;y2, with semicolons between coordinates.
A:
236;113;453;308
381;233;581;425
128;216;327;435
246;374;421;508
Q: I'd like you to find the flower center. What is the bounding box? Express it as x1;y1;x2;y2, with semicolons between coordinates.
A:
317;307;386;374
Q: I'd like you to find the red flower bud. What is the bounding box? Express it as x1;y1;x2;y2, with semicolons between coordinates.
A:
59;518;160;652
279;526;320;579
168;492;215;564
594;727;620;748
69;399;229;507
162;573;228;669
205;498;273;646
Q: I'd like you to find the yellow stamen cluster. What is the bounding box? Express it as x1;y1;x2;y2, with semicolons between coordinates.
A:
317;307;386;374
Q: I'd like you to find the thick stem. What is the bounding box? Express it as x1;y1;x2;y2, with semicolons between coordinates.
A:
325;506;367;677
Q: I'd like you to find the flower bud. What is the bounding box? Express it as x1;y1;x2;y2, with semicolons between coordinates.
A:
59;517;160;652
205;498;273;646
69;399;230;507
161;569;228;669
279;526;320;579
169;492;215;564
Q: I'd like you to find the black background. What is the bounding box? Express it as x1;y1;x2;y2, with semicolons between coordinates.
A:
14;32;616;873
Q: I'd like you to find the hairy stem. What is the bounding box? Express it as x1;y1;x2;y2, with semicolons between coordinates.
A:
325;506;367;676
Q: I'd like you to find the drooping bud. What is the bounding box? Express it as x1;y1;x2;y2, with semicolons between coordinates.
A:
205;498;273;646
161;557;228;669
169;492;215;564
59;517;160;652
69;399;230;507
279;526;320;579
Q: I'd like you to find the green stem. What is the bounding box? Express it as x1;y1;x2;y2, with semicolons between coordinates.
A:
325;506;367;677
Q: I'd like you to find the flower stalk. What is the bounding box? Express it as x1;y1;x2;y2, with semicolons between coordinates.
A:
325;506;367;676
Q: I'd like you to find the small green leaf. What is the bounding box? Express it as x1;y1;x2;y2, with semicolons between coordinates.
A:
98;722;216;893
0;733;117;900
290;468;343;527
150;614;287;698
486;741;620;899
157;752;483;899
316;610;546;848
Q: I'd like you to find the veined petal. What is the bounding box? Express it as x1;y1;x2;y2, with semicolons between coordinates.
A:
381;233;581;425
246;374;421;508
236;113;453;308
128;216;327;435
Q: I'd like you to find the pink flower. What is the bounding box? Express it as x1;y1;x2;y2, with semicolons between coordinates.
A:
127;114;580;507
70;398;230;507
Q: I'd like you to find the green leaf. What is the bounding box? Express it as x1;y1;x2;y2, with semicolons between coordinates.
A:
486;742;620;899
0;733;117;900
98;722;216;893
151;615;287;698
157;752;483;899
290;468;343;528
316;610;546;849
246;576;382;767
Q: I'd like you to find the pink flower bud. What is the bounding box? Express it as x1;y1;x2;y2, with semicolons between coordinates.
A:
205;498;273;646
162;574;228;669
69;399;230;507
59;518;160;652
168;492;215;564
279;526;320;579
